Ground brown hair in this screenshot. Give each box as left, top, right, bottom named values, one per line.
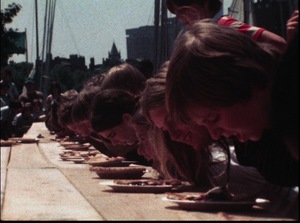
left=91, top=89, right=139, bottom=132
left=166, top=20, right=277, bottom=123
left=71, top=86, right=101, bottom=123
left=139, top=61, right=169, bottom=123
left=101, top=63, right=146, bottom=94
left=57, top=90, right=78, bottom=127
left=139, top=61, right=227, bottom=187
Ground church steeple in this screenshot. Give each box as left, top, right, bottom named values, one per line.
left=102, top=41, right=122, bottom=68
left=108, top=41, right=121, bottom=60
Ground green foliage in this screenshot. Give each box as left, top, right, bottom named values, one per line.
left=4, top=61, right=94, bottom=95
left=7, top=61, right=34, bottom=93
left=1, top=3, right=22, bottom=28
left=49, top=64, right=93, bottom=92
left=1, top=3, right=23, bottom=67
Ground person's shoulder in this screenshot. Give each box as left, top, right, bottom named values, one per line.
left=18, top=93, right=28, bottom=99
left=217, top=15, right=238, bottom=25
left=35, top=90, right=44, bottom=97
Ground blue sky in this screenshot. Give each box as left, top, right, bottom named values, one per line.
left=2, top=0, right=232, bottom=64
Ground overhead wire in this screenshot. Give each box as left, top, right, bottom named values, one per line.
left=57, top=0, right=80, bottom=55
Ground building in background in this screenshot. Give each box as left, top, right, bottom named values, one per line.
left=126, top=17, right=182, bottom=71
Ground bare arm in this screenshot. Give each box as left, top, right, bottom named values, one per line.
left=286, top=10, right=299, bottom=44
left=258, top=30, right=287, bottom=52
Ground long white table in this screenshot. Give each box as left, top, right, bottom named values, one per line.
left=1, top=122, right=298, bottom=220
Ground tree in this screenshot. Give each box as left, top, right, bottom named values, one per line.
left=1, top=3, right=25, bottom=68
left=8, top=61, right=34, bottom=94
left=49, top=64, right=93, bottom=93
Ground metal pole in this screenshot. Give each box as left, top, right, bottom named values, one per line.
left=154, top=0, right=160, bottom=72
left=25, top=28, right=29, bottom=74
left=35, top=0, right=39, bottom=62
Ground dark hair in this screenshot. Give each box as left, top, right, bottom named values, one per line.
left=48, top=81, right=62, bottom=95
left=9, top=101, right=22, bottom=110
left=71, top=86, right=102, bottom=123
left=22, top=102, right=33, bottom=113
left=166, top=0, right=222, bottom=15
left=32, top=98, right=42, bottom=107
left=91, top=89, right=139, bottom=132
left=1, top=67, right=12, bottom=77
left=83, top=73, right=105, bottom=89
left=0, top=82, right=9, bottom=89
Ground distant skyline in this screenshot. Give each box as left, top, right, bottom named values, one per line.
left=2, top=0, right=232, bottom=64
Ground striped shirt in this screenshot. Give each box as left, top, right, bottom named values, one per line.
left=218, top=16, right=265, bottom=41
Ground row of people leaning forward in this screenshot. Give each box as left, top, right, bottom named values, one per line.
left=45, top=0, right=298, bottom=219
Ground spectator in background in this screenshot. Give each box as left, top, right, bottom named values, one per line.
left=32, top=98, right=45, bottom=122
left=45, top=81, right=63, bottom=132
left=1, top=101, right=22, bottom=139
left=0, top=82, right=10, bottom=107
left=0, top=67, right=19, bottom=102
left=45, top=81, right=62, bottom=116
left=12, top=102, right=34, bottom=137
left=18, top=77, right=44, bottom=106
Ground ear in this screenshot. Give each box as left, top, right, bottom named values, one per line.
left=122, top=113, right=132, bottom=123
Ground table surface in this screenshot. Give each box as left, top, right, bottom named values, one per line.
left=1, top=122, right=298, bottom=220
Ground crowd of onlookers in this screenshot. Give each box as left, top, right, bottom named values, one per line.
left=1, top=0, right=298, bottom=219
left=1, top=68, right=45, bottom=139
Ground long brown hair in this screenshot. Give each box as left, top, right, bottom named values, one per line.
left=166, top=20, right=277, bottom=123
left=139, top=61, right=227, bottom=187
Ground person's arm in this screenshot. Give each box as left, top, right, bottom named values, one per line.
left=218, top=16, right=287, bottom=52
left=286, top=10, right=299, bottom=44
left=258, top=30, right=287, bottom=52
left=18, top=94, right=26, bottom=106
